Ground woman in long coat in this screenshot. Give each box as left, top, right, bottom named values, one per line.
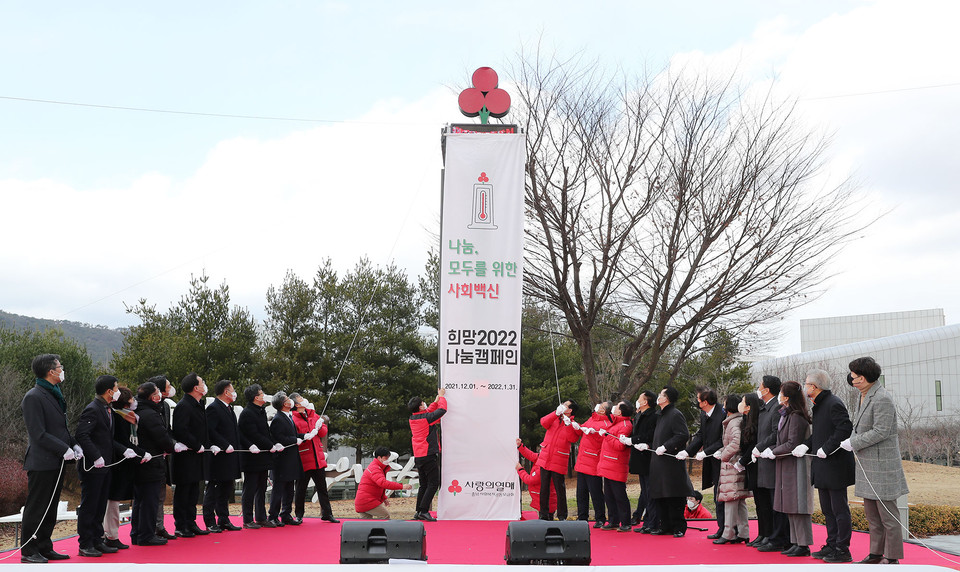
left=714, top=394, right=751, bottom=544
left=770, top=381, right=814, bottom=557
left=846, top=356, right=909, bottom=564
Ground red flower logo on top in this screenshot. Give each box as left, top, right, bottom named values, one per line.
left=458, top=67, right=511, bottom=123
left=448, top=479, right=463, bottom=496
left=478, top=172, right=489, bottom=183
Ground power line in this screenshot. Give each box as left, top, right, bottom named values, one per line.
left=800, top=81, right=960, bottom=101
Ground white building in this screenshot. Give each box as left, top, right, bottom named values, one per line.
left=752, top=310, right=959, bottom=424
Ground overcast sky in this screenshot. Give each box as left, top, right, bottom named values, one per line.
left=1, top=0, right=957, bottom=357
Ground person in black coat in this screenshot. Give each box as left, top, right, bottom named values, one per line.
left=104, top=386, right=142, bottom=550
left=237, top=384, right=278, bottom=528
left=801, top=370, right=856, bottom=563
left=172, top=373, right=211, bottom=537
left=682, top=388, right=725, bottom=537
left=753, top=375, right=790, bottom=552
left=629, top=390, right=659, bottom=532
left=648, top=386, right=693, bottom=537
left=202, top=380, right=242, bottom=532
left=132, top=382, right=177, bottom=546
left=19, top=354, right=78, bottom=563
left=74, top=375, right=130, bottom=556
left=148, top=375, right=177, bottom=540
left=268, top=392, right=304, bottom=526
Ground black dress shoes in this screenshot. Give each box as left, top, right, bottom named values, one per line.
left=593, top=521, right=604, bottom=529
left=413, top=512, right=437, bottom=522
left=156, top=527, right=177, bottom=540
left=321, top=515, right=341, bottom=523
left=207, top=524, right=223, bottom=533
left=713, top=537, right=746, bottom=545
left=79, top=547, right=103, bottom=557
left=42, top=551, right=70, bottom=560
left=707, top=531, right=723, bottom=540
left=757, top=542, right=787, bottom=552
left=139, top=535, right=168, bottom=546
left=95, top=542, right=119, bottom=554
left=634, top=526, right=651, bottom=533
left=175, top=529, right=195, bottom=538
left=858, top=554, right=884, bottom=564
left=190, top=524, right=211, bottom=535
left=784, top=545, right=811, bottom=557
left=673, top=531, right=685, bottom=537
left=243, top=521, right=261, bottom=529
left=220, top=522, right=242, bottom=531
left=103, top=538, right=129, bottom=550
left=746, top=536, right=767, bottom=547
left=267, top=519, right=284, bottom=527
left=280, top=517, right=302, bottom=526
left=649, top=529, right=669, bottom=535
left=21, top=554, right=48, bottom=563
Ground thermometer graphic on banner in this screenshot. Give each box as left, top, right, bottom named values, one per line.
left=468, top=172, right=497, bottom=230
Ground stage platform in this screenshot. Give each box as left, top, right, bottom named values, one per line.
left=1, top=514, right=958, bottom=569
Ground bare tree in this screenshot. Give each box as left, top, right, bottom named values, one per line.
left=896, top=397, right=925, bottom=462
left=514, top=51, right=864, bottom=403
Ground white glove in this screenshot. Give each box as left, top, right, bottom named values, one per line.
left=694, top=451, right=706, bottom=461
left=556, top=404, right=566, bottom=415
left=271, top=443, right=283, bottom=453
left=618, top=435, right=632, bottom=446
left=197, top=445, right=205, bottom=454
left=675, top=450, right=689, bottom=461
left=733, top=461, right=745, bottom=472
left=840, top=438, right=853, bottom=451
left=582, top=427, right=595, bottom=435
left=140, top=452, right=152, bottom=463
left=174, top=442, right=188, bottom=453
left=296, top=438, right=303, bottom=445
left=751, top=446, right=761, bottom=458
left=93, top=457, right=105, bottom=468
left=73, top=445, right=84, bottom=459
left=792, top=444, right=809, bottom=457
left=123, top=448, right=137, bottom=459
left=655, top=445, right=666, bottom=456
left=562, top=416, right=571, bottom=426
left=815, top=448, right=826, bottom=458
left=305, top=430, right=317, bottom=440
left=634, top=443, right=649, bottom=451
left=315, top=418, right=323, bottom=430
left=712, top=450, right=722, bottom=460
left=761, top=448, right=776, bottom=459
left=598, top=428, right=608, bottom=437
left=249, top=444, right=261, bottom=454
left=63, top=448, right=77, bottom=461
left=210, top=445, right=222, bottom=455
left=226, top=445, right=234, bottom=454
left=571, top=421, right=580, bottom=431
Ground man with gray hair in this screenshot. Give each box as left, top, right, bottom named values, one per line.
left=267, top=391, right=306, bottom=527
left=798, top=369, right=855, bottom=563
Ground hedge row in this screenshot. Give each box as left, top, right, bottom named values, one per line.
left=813, top=504, right=960, bottom=537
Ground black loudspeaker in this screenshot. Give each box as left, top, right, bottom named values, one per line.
left=339, top=520, right=427, bottom=564
left=504, top=520, right=591, bottom=565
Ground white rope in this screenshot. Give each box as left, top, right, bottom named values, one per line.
left=0, top=458, right=66, bottom=560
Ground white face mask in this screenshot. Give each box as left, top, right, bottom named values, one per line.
left=756, top=389, right=764, bottom=399
left=167, top=386, right=176, bottom=398
left=635, top=400, right=642, bottom=410
left=129, top=400, right=138, bottom=411
left=112, top=389, right=121, bottom=402
left=59, top=370, right=66, bottom=382
left=594, top=403, right=602, bottom=413
left=687, top=499, right=698, bottom=511
left=230, top=391, right=238, bottom=401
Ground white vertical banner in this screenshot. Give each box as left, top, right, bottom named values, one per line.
left=437, top=131, right=524, bottom=520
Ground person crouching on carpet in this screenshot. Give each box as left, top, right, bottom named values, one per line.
left=355, top=447, right=412, bottom=519
left=516, top=439, right=557, bottom=517
left=684, top=490, right=713, bottom=519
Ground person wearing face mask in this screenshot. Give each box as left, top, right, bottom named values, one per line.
left=574, top=401, right=611, bottom=526
left=683, top=490, right=713, bottom=519
left=597, top=400, right=635, bottom=531
left=629, top=391, right=659, bottom=533
left=801, top=369, right=855, bottom=563
left=131, top=382, right=177, bottom=547
left=737, top=392, right=762, bottom=544
left=74, top=375, right=131, bottom=557
left=647, top=386, right=693, bottom=538
left=290, top=393, right=339, bottom=523
left=355, top=447, right=413, bottom=519
left=268, top=391, right=305, bottom=527
left=845, top=357, right=909, bottom=565
left=516, top=439, right=558, bottom=516
left=237, top=384, right=280, bottom=528
left=753, top=375, right=790, bottom=552
left=201, top=380, right=242, bottom=532
left=536, top=398, right=579, bottom=521
left=19, top=354, right=78, bottom=563
left=172, top=372, right=212, bottom=537
left=103, top=386, right=142, bottom=550
left=713, top=394, right=752, bottom=545
left=408, top=388, right=447, bottom=522
left=146, top=375, right=177, bottom=541
left=682, top=387, right=726, bottom=539
left=766, top=381, right=814, bottom=557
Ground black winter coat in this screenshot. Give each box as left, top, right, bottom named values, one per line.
left=172, top=395, right=208, bottom=484
left=75, top=397, right=125, bottom=470
left=135, top=398, right=176, bottom=483
left=628, top=407, right=657, bottom=475
left=108, top=408, right=142, bottom=500
left=807, top=390, right=856, bottom=489
left=686, top=406, right=724, bottom=489
left=204, top=398, right=241, bottom=481
left=269, top=411, right=303, bottom=482
left=238, top=403, right=274, bottom=473
left=648, top=404, right=693, bottom=499
left=755, top=396, right=780, bottom=489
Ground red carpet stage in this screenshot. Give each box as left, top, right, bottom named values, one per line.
left=3, top=514, right=958, bottom=568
